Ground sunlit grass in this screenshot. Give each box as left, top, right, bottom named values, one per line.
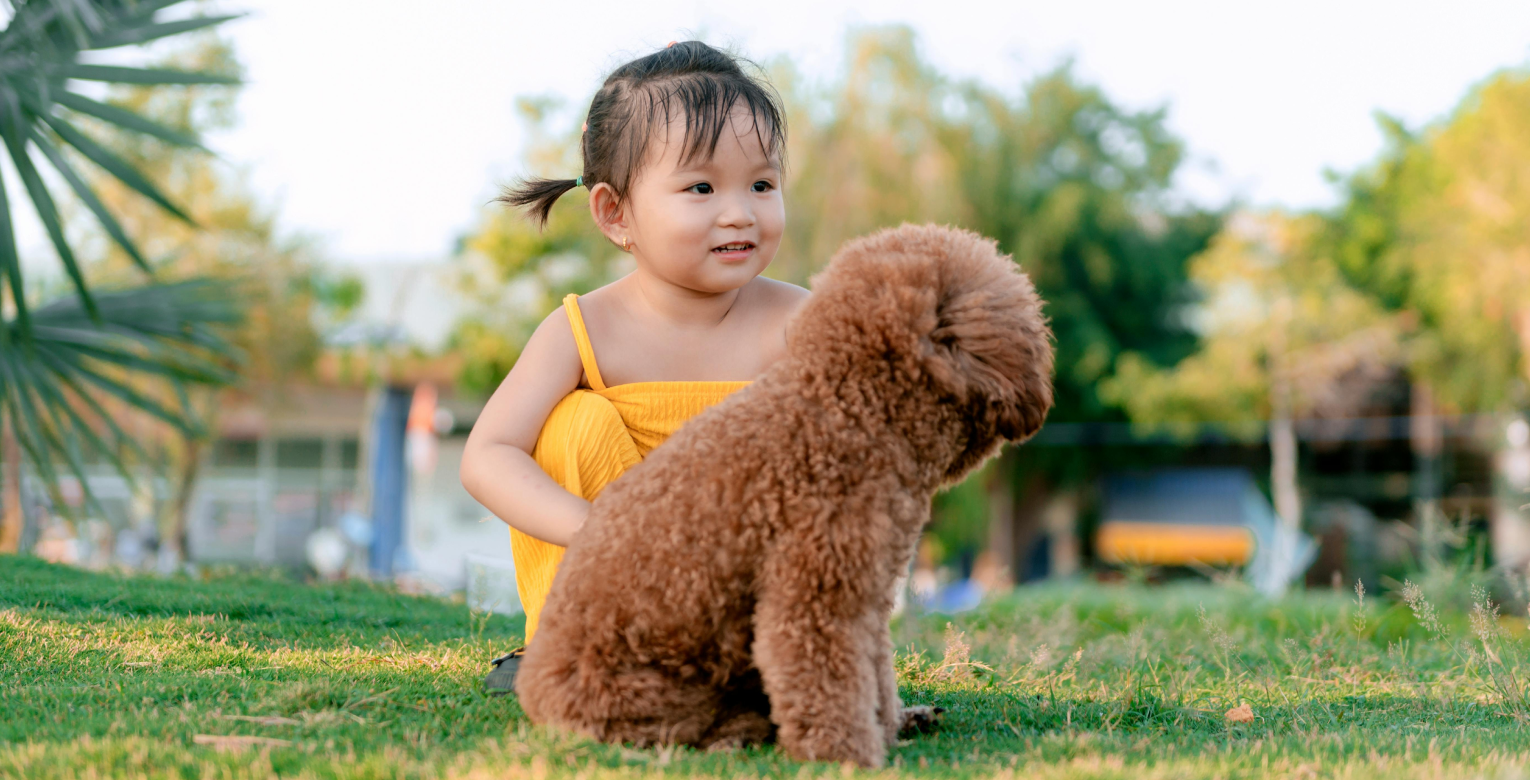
left=3, top=555, right=1529, bottom=778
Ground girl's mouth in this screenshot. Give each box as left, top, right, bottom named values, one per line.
left=712, top=241, right=756, bottom=260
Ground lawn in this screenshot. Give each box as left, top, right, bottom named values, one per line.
left=3, top=555, right=1528, bottom=779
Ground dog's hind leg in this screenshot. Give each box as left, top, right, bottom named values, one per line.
left=519, top=656, right=721, bottom=748
left=594, top=672, right=722, bottom=748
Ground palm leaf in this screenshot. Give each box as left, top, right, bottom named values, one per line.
left=0, top=120, right=96, bottom=317
left=40, top=112, right=194, bottom=224
left=0, top=0, right=239, bottom=322
left=58, top=91, right=207, bottom=150
left=0, top=155, right=25, bottom=332
left=1, top=280, right=242, bottom=517
left=29, top=127, right=151, bottom=272
left=0, top=1, right=244, bottom=531
left=89, top=14, right=240, bottom=49
left=59, top=63, right=239, bottom=85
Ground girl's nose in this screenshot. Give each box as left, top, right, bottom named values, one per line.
left=717, top=193, right=756, bottom=228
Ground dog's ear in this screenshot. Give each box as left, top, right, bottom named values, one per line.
left=920, top=234, right=1055, bottom=446
left=798, top=223, right=1054, bottom=451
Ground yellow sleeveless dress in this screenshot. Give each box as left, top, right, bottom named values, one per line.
left=511, top=293, right=750, bottom=641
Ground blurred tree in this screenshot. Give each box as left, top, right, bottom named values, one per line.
left=1102, top=211, right=1403, bottom=532
left=0, top=0, right=243, bottom=552
left=779, top=29, right=1220, bottom=423
left=1329, top=71, right=1530, bottom=413
left=77, top=36, right=358, bottom=565
left=446, top=96, right=624, bottom=397
left=777, top=28, right=1223, bottom=575
left=771, top=27, right=970, bottom=284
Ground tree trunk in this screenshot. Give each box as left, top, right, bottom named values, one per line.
left=158, top=433, right=204, bottom=571
left=986, top=451, right=1015, bottom=588
left=1008, top=471, right=1054, bottom=582
left=1409, top=381, right=1442, bottom=504
left=1269, top=297, right=1302, bottom=532
left=1043, top=491, right=1081, bottom=577
left=1270, top=403, right=1301, bottom=532
left=1, top=414, right=21, bottom=553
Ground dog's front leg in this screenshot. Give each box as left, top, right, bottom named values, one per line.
left=871, top=616, right=903, bottom=746
left=753, top=571, right=886, bottom=767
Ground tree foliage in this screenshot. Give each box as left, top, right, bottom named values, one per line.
left=1104, top=211, right=1403, bottom=436
left=1328, top=71, right=1530, bottom=412
left=777, top=28, right=1222, bottom=424
left=445, top=98, right=625, bottom=397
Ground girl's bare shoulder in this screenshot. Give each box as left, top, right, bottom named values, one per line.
left=743, top=276, right=811, bottom=321
left=745, top=277, right=811, bottom=368
left=513, top=303, right=584, bottom=392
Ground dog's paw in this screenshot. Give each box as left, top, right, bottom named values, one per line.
left=897, top=705, right=946, bottom=738
left=705, top=737, right=743, bottom=753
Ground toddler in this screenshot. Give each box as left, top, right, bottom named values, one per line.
left=460, top=40, right=807, bottom=687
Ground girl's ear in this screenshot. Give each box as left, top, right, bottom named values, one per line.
left=588, top=183, right=629, bottom=249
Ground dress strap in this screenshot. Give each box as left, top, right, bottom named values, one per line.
left=562, top=293, right=607, bottom=392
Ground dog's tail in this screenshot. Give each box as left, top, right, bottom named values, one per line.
left=790, top=223, right=1055, bottom=443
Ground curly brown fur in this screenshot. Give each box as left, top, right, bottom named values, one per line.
left=515, top=223, right=1054, bottom=767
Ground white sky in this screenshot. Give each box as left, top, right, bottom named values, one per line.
left=106, top=1, right=1530, bottom=262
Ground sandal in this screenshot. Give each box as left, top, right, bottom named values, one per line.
left=483, top=648, right=525, bottom=696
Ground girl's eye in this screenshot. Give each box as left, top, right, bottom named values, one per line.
left=687, top=182, right=713, bottom=194
left=752, top=180, right=774, bottom=193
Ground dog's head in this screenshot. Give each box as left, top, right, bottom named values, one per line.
left=788, top=224, right=1055, bottom=484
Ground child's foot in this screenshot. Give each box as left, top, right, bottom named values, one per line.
left=483, top=648, right=525, bottom=696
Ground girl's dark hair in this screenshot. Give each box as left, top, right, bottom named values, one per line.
left=498, top=40, right=787, bottom=228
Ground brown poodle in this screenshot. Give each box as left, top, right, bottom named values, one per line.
left=515, top=223, right=1055, bottom=767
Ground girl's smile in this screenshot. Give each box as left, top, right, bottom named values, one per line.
left=711, top=241, right=757, bottom=262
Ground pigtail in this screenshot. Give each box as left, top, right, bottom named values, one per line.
left=496, top=177, right=582, bottom=229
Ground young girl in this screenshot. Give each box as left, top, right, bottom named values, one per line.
left=460, top=41, right=808, bottom=673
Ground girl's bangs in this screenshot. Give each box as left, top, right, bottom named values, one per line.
left=638, top=77, right=786, bottom=172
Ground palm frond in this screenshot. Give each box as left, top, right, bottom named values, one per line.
left=0, top=0, right=241, bottom=321
left=1, top=280, right=242, bottom=517
left=0, top=1, right=246, bottom=530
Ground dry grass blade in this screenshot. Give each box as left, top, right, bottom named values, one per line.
left=1224, top=703, right=1255, bottom=723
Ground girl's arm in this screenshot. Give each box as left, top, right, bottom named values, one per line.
left=460, top=307, right=589, bottom=547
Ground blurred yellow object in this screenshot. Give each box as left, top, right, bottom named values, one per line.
left=1096, top=521, right=1254, bottom=566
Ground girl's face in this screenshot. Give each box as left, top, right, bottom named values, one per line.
left=595, top=109, right=784, bottom=294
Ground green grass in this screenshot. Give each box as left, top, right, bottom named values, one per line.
left=3, top=555, right=1530, bottom=779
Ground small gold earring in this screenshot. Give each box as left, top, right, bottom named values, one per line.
left=622, top=236, right=630, bottom=251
